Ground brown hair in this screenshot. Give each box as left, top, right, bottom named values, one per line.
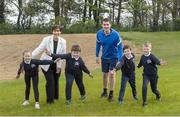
left=51, top=25, right=63, bottom=31
left=22, top=50, right=31, bottom=61
left=102, top=18, right=112, bottom=24
left=71, top=44, right=81, bottom=52
left=123, top=45, right=131, bottom=51
left=103, top=18, right=110, bottom=22
left=23, top=50, right=31, bottom=56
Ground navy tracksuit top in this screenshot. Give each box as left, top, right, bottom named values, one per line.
left=115, top=53, right=135, bottom=77
left=51, top=53, right=90, bottom=75
left=138, top=54, right=160, bottom=76
left=17, top=59, right=54, bottom=76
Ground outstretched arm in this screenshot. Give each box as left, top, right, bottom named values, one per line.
left=80, top=59, right=93, bottom=78
left=115, top=59, right=124, bottom=71
left=16, top=62, right=24, bottom=79
left=51, top=53, right=70, bottom=60
left=33, top=59, right=54, bottom=65
left=137, top=56, right=143, bottom=68
left=45, top=49, right=69, bottom=60
left=160, top=59, right=167, bottom=65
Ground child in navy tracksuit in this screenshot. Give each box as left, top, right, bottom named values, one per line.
left=114, top=45, right=138, bottom=105
left=46, top=44, right=93, bottom=105
left=137, top=42, right=166, bottom=106
left=16, top=50, right=54, bottom=109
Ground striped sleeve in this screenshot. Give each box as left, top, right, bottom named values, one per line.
left=96, top=34, right=101, bottom=57
left=116, top=34, right=123, bottom=61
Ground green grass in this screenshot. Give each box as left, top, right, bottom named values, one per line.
left=0, top=32, right=180, bottom=116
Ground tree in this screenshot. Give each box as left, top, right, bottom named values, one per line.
left=116, top=0, right=122, bottom=25
left=17, top=0, right=23, bottom=29
left=152, top=0, right=161, bottom=31
left=88, top=0, right=93, bottom=19
left=0, top=0, right=5, bottom=23
left=53, top=0, right=60, bottom=24
left=83, top=0, right=87, bottom=22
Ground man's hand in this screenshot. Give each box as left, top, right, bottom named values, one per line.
left=89, top=73, right=93, bottom=78
left=109, top=69, right=115, bottom=74
left=96, top=57, right=100, bottom=64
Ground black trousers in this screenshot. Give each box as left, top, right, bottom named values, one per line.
left=142, top=74, right=160, bottom=102
left=42, top=64, right=60, bottom=103
left=65, top=72, right=85, bottom=100
left=24, top=74, right=39, bottom=102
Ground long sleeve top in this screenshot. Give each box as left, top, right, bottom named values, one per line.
left=96, top=28, right=123, bottom=61
left=17, top=59, right=54, bottom=76
left=115, top=53, right=135, bottom=77
left=137, top=53, right=160, bottom=76
left=51, top=53, right=90, bottom=75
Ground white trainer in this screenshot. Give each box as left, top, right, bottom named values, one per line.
left=35, top=102, right=40, bottom=109
left=22, top=100, right=29, bottom=106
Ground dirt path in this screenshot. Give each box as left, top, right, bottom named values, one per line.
left=0, top=34, right=140, bottom=80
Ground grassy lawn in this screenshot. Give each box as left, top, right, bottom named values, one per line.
left=0, top=32, right=180, bottom=116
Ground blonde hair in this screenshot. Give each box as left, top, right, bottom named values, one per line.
left=143, top=42, right=152, bottom=49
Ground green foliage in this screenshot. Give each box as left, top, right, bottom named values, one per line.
left=173, top=18, right=180, bottom=31
left=0, top=23, right=16, bottom=34
left=67, top=20, right=97, bottom=33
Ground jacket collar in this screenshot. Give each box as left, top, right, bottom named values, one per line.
left=49, top=35, right=63, bottom=54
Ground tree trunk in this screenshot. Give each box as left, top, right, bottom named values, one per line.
left=88, top=0, right=93, bottom=19
left=93, top=0, right=98, bottom=27
left=0, top=0, right=5, bottom=24
left=152, top=0, right=160, bottom=31
left=112, top=2, right=115, bottom=24
left=53, top=0, right=60, bottom=24
left=17, top=0, right=23, bottom=29
left=172, top=0, right=178, bottom=22
left=116, top=0, right=122, bottom=25
left=83, top=0, right=87, bottom=22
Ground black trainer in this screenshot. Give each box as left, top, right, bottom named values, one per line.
left=108, top=95, right=114, bottom=102
left=156, top=94, right=161, bottom=101
left=133, top=96, right=138, bottom=101
left=100, top=92, right=108, bottom=98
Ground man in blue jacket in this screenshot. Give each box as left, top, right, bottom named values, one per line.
left=96, top=18, right=123, bottom=101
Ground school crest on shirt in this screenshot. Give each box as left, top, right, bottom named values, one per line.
left=74, top=61, right=79, bottom=66
left=147, top=59, right=152, bottom=64
left=31, top=64, right=36, bottom=68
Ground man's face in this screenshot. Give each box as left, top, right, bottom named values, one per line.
left=23, top=52, right=32, bottom=62
left=71, top=51, right=80, bottom=59
left=143, top=46, right=151, bottom=55
left=52, top=28, right=61, bottom=38
left=102, top=21, right=111, bottom=33
left=124, top=48, right=131, bottom=58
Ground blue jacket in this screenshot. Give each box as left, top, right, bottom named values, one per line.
left=96, top=28, right=123, bottom=61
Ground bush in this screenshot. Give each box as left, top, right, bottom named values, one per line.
left=0, top=23, right=16, bottom=34
left=173, top=18, right=180, bottom=31
left=67, top=20, right=97, bottom=33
